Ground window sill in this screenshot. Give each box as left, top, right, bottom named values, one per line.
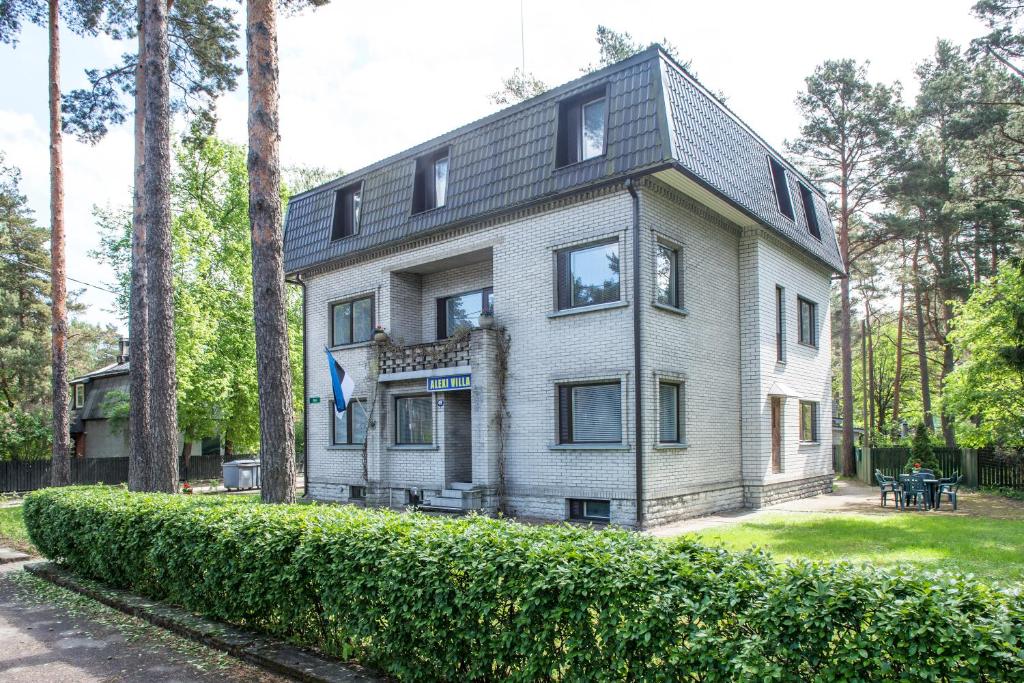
left=547, top=300, right=628, bottom=319
left=652, top=302, right=689, bottom=317
left=797, top=341, right=819, bottom=350
left=548, top=443, right=630, bottom=451
left=328, top=340, right=375, bottom=351
left=387, top=444, right=439, bottom=452
left=553, top=154, right=606, bottom=172
left=799, top=440, right=821, bottom=446
left=326, top=444, right=365, bottom=451
left=654, top=441, right=689, bottom=450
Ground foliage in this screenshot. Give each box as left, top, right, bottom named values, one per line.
left=24, top=486, right=1024, bottom=682
left=946, top=259, right=1024, bottom=447
left=983, top=485, right=1024, bottom=502
left=0, top=504, right=32, bottom=553
left=0, top=406, right=51, bottom=461
left=906, top=422, right=941, bottom=473
left=94, top=136, right=304, bottom=452
left=99, top=389, right=130, bottom=436
left=488, top=68, right=547, bottom=106
left=581, top=25, right=682, bottom=74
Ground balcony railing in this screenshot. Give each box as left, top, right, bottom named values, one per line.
left=378, top=336, right=471, bottom=375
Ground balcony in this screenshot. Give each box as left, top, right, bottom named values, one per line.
left=378, top=335, right=471, bottom=376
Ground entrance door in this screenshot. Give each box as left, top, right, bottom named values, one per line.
left=770, top=397, right=782, bottom=473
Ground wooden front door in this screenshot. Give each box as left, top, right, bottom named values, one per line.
left=771, top=397, right=782, bottom=473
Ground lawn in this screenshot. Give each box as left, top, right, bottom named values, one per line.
left=692, top=512, right=1024, bottom=584
left=0, top=504, right=33, bottom=554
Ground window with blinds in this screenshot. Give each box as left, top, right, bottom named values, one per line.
left=558, top=382, right=622, bottom=444
left=658, top=381, right=683, bottom=443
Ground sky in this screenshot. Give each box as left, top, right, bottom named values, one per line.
left=0, top=0, right=983, bottom=334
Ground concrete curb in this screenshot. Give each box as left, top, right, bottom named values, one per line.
left=24, top=561, right=385, bottom=683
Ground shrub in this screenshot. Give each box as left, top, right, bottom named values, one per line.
left=905, top=422, right=942, bottom=475
left=0, top=407, right=52, bottom=461
left=24, top=486, right=1024, bottom=681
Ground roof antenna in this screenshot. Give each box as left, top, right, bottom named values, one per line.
left=520, top=0, right=526, bottom=72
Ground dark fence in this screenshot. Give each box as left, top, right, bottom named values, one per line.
left=978, top=448, right=1024, bottom=490
left=1, top=454, right=228, bottom=493
left=870, top=446, right=962, bottom=479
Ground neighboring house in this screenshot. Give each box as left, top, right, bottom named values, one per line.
left=284, top=47, right=842, bottom=528
left=69, top=339, right=218, bottom=459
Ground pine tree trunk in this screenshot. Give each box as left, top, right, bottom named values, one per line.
left=839, top=184, right=856, bottom=476
left=143, top=0, right=178, bottom=492
left=865, top=299, right=875, bottom=443
left=48, top=0, right=70, bottom=487
left=912, top=239, right=934, bottom=431
left=247, top=0, right=296, bottom=504
left=891, top=263, right=906, bottom=428
left=128, top=15, right=151, bottom=492
left=861, top=319, right=869, bottom=448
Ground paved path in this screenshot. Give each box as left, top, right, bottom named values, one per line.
left=0, top=561, right=288, bottom=682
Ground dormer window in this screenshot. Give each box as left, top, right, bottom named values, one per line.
left=798, top=182, right=821, bottom=240
left=74, top=383, right=85, bottom=409
left=556, top=87, right=607, bottom=167
left=767, top=155, right=795, bottom=221
left=331, top=183, right=362, bottom=240
left=412, top=148, right=449, bottom=214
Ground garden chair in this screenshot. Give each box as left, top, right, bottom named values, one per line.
left=902, top=475, right=929, bottom=511
left=936, top=475, right=963, bottom=511
left=875, top=470, right=902, bottom=509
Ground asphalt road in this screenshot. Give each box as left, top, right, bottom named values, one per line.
left=0, top=561, right=288, bottom=683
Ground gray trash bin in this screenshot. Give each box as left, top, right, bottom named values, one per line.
left=223, top=459, right=261, bottom=490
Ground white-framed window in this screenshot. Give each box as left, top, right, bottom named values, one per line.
left=395, top=394, right=433, bottom=445
left=798, top=296, right=818, bottom=348
left=412, top=148, right=449, bottom=213
left=73, top=383, right=85, bottom=409
left=658, top=381, right=685, bottom=444
left=557, top=381, right=622, bottom=444
left=800, top=401, right=819, bottom=442
left=555, top=239, right=620, bottom=310
left=330, top=295, right=374, bottom=347
left=580, top=97, right=606, bottom=161
left=331, top=399, right=368, bottom=446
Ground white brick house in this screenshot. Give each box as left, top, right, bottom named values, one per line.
left=283, top=47, right=842, bottom=528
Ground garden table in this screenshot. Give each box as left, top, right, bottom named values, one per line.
left=899, top=475, right=941, bottom=509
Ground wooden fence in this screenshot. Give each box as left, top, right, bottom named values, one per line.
left=869, top=446, right=963, bottom=479
left=0, top=454, right=293, bottom=493
left=977, top=448, right=1024, bottom=490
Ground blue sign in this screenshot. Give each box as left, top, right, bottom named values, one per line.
left=427, top=374, right=471, bottom=392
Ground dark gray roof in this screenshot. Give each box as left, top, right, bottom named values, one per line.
left=284, top=47, right=843, bottom=275
left=71, top=361, right=129, bottom=384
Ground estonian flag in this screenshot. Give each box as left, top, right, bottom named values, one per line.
left=325, top=347, right=355, bottom=414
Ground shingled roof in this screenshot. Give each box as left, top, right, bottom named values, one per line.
left=283, top=47, right=844, bottom=275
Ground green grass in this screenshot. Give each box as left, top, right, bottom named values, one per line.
left=693, top=512, right=1024, bottom=584
left=0, top=504, right=33, bottom=554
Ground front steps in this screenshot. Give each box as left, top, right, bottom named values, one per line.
left=421, top=482, right=483, bottom=512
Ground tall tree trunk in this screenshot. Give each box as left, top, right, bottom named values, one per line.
left=143, top=0, right=178, bottom=492
left=48, top=0, right=70, bottom=487
left=865, top=300, right=876, bottom=442
left=891, top=252, right=906, bottom=429
left=839, top=185, right=856, bottom=476
left=861, top=319, right=869, bottom=449
left=247, top=0, right=296, bottom=503
left=128, top=15, right=151, bottom=492
left=912, top=239, right=934, bottom=431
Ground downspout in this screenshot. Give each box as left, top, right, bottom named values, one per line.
left=290, top=273, right=309, bottom=498
left=626, top=178, right=643, bottom=529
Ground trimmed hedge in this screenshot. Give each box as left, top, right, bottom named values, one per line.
left=24, top=486, right=1024, bottom=681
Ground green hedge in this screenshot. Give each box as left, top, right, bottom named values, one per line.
left=23, top=487, right=1024, bottom=681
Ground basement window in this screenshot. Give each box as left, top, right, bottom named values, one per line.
left=568, top=499, right=611, bottom=523
left=798, top=182, right=821, bottom=240
left=349, top=485, right=366, bottom=500
left=767, top=156, right=795, bottom=221
left=556, top=87, right=607, bottom=167
left=330, top=183, right=362, bottom=240
left=412, top=148, right=449, bottom=213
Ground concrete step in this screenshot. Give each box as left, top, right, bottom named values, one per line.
left=424, top=496, right=465, bottom=510
left=442, top=488, right=470, bottom=498
left=448, top=482, right=478, bottom=491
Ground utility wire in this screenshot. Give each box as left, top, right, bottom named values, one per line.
left=5, top=253, right=120, bottom=295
